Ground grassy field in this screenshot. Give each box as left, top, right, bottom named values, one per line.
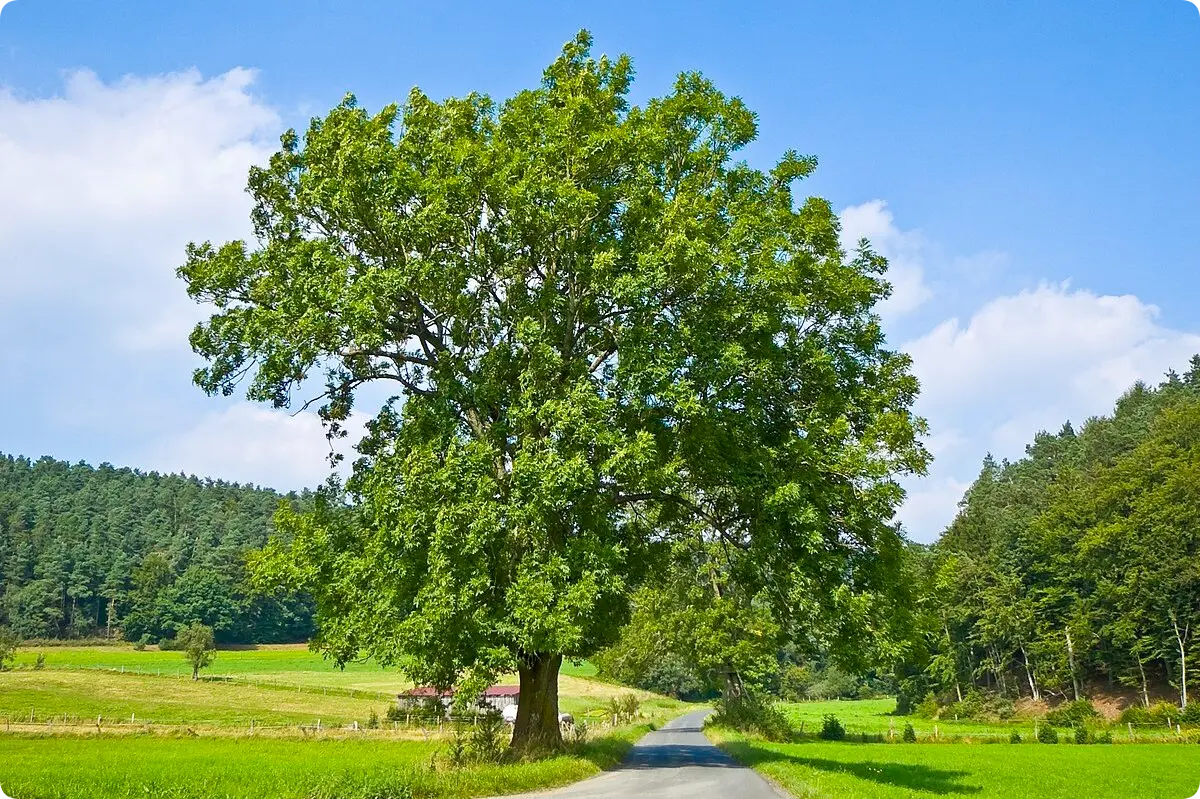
left=1, top=725, right=648, bottom=799
left=713, top=731, right=1200, bottom=799
left=781, top=698, right=1185, bottom=742
left=2, top=645, right=644, bottom=722
left=0, top=644, right=689, bottom=798
left=9, top=645, right=597, bottom=692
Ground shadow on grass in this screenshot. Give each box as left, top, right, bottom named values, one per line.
left=721, top=741, right=982, bottom=795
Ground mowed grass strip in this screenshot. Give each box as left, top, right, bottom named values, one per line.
left=711, top=731, right=1200, bottom=799
left=0, top=670, right=392, bottom=728
left=0, top=728, right=645, bottom=799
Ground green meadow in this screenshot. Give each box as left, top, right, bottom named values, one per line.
left=713, top=731, right=1200, bottom=799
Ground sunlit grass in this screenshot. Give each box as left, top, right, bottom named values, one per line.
left=712, top=730, right=1200, bottom=799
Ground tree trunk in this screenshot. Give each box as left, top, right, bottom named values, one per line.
left=511, top=653, right=563, bottom=753
left=1171, top=614, right=1189, bottom=708
left=1065, top=630, right=1080, bottom=701
left=1136, top=657, right=1150, bottom=708
left=1021, top=645, right=1040, bottom=702
left=192, top=664, right=200, bottom=681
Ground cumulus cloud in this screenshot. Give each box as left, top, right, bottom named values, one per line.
left=839, top=200, right=933, bottom=319
left=139, top=404, right=368, bottom=490
left=0, top=68, right=308, bottom=486
left=0, top=68, right=279, bottom=349
left=898, top=282, right=1200, bottom=540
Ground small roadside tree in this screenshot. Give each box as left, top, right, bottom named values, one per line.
left=0, top=626, right=19, bottom=671
left=177, top=622, right=216, bottom=680
left=180, top=32, right=927, bottom=752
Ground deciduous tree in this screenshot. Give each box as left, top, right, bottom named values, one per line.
left=182, top=32, right=927, bottom=751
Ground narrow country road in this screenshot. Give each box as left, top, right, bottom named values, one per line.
left=496, top=709, right=784, bottom=799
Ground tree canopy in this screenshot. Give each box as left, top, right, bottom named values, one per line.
left=180, top=31, right=927, bottom=750
left=0, top=453, right=313, bottom=644
left=901, top=357, right=1200, bottom=712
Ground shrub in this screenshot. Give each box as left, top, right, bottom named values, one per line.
left=914, top=692, right=940, bottom=719
left=366, top=710, right=380, bottom=729
left=33, top=652, right=45, bottom=670
left=902, top=723, right=917, bottom=743
left=1147, top=701, right=1179, bottom=725
left=1095, top=729, right=1113, bottom=744
left=1073, top=725, right=1090, bottom=745
left=1180, top=703, right=1200, bottom=726
left=619, top=693, right=641, bottom=721
left=1118, top=705, right=1151, bottom=726
left=468, top=710, right=507, bottom=764
left=1045, top=699, right=1099, bottom=728
left=565, top=719, right=589, bottom=750
left=819, top=714, right=846, bottom=741
left=1037, top=723, right=1059, bottom=744
left=385, top=704, right=406, bottom=722
left=711, top=693, right=793, bottom=742
left=947, top=689, right=985, bottom=720
left=0, top=627, right=18, bottom=671
left=1009, top=731, right=1022, bottom=744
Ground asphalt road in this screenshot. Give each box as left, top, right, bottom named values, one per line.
left=495, top=709, right=784, bottom=799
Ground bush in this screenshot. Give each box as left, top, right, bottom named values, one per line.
left=711, top=693, right=793, bottom=742
left=1148, top=701, right=1179, bottom=725
left=1037, top=723, right=1059, bottom=744
left=385, top=704, right=406, bottom=723
left=1180, top=702, right=1200, bottom=726
left=914, top=692, right=940, bottom=719
left=1073, top=725, right=1090, bottom=745
left=468, top=710, right=507, bottom=764
left=1045, top=699, right=1099, bottom=728
left=1118, top=705, right=1151, bottom=726
left=366, top=710, right=380, bottom=729
left=902, top=723, right=917, bottom=743
left=819, top=714, right=846, bottom=741
left=947, top=689, right=985, bottom=720
left=33, top=652, right=45, bottom=670
left=0, top=627, right=18, bottom=671
left=1009, top=731, right=1022, bottom=744
left=1095, top=729, right=1113, bottom=744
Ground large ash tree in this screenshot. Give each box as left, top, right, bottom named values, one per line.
left=179, top=32, right=928, bottom=752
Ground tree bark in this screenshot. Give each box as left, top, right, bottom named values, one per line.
left=511, top=653, right=563, bottom=753
left=1065, top=630, right=1080, bottom=701
left=1021, top=645, right=1040, bottom=702
left=1171, top=614, right=1189, bottom=708
left=1136, top=656, right=1149, bottom=708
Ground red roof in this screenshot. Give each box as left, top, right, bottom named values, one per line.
left=400, top=685, right=520, bottom=698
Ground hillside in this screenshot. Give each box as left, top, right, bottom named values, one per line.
left=905, top=355, right=1200, bottom=713
left=0, top=454, right=314, bottom=643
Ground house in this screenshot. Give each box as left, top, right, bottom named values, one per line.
left=397, top=684, right=521, bottom=715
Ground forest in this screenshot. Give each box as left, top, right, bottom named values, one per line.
left=0, top=456, right=313, bottom=643
left=902, top=355, right=1200, bottom=712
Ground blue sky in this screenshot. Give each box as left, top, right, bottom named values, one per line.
left=1, top=0, right=1198, bottom=541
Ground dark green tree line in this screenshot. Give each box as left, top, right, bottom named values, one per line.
left=904, top=357, right=1200, bottom=712
left=0, top=454, right=314, bottom=643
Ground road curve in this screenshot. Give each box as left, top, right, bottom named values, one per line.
left=494, top=709, right=784, bottom=799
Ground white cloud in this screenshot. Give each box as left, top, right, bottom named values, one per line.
left=0, top=68, right=279, bottom=350
left=139, top=404, right=368, bottom=490
left=899, top=282, right=1200, bottom=540
left=839, top=200, right=933, bottom=318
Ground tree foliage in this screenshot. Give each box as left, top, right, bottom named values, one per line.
left=178, top=621, right=217, bottom=680
left=0, top=454, right=314, bottom=644
left=180, top=32, right=927, bottom=750
left=905, top=358, right=1200, bottom=712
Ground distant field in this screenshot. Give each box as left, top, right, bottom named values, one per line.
left=0, top=727, right=648, bottom=799
left=713, top=732, right=1200, bottom=799
left=1, top=645, right=680, bottom=730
